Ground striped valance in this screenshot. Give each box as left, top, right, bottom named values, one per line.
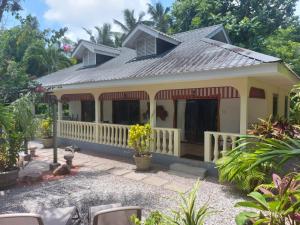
left=99, top=91, right=149, bottom=101
left=61, top=93, right=94, bottom=102
left=155, top=86, right=239, bottom=100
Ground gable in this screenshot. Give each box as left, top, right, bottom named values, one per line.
left=72, top=40, right=120, bottom=67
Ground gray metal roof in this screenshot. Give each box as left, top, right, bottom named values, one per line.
left=38, top=25, right=281, bottom=87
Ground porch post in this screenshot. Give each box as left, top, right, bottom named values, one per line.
left=93, top=93, right=101, bottom=143
left=57, top=97, right=62, bottom=137
left=239, top=79, right=249, bottom=134
left=149, top=94, right=156, bottom=127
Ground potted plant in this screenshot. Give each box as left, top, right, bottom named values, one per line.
left=128, top=123, right=152, bottom=171
left=40, top=117, right=53, bottom=148
left=0, top=104, right=23, bottom=189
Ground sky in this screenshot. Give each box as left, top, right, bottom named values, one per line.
left=2, top=0, right=300, bottom=41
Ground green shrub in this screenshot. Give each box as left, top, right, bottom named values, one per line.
left=0, top=104, right=23, bottom=172
left=128, top=123, right=152, bottom=156
left=216, top=136, right=300, bottom=192
left=235, top=173, right=300, bottom=225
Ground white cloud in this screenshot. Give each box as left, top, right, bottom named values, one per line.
left=296, top=1, right=300, bottom=17
left=43, top=0, right=150, bottom=41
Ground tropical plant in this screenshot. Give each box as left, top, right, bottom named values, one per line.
left=290, top=84, right=300, bottom=124
left=114, top=9, right=150, bottom=34
left=40, top=117, right=52, bottom=138
left=147, top=2, right=170, bottom=33
left=83, top=23, right=115, bottom=47
left=23, top=42, right=72, bottom=76
left=0, top=104, right=23, bottom=172
left=235, top=173, right=300, bottom=225
left=11, top=94, right=38, bottom=153
left=132, top=181, right=212, bottom=225
left=132, top=211, right=163, bottom=225
left=128, top=123, right=152, bottom=156
left=217, top=136, right=300, bottom=192
left=248, top=116, right=300, bottom=140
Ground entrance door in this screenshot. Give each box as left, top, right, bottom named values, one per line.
left=81, top=100, right=95, bottom=122
left=113, top=100, right=140, bottom=125
left=184, top=99, right=218, bottom=143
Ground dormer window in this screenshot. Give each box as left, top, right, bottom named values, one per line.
left=72, top=40, right=120, bottom=67
left=123, top=24, right=181, bottom=58
left=136, top=33, right=156, bottom=57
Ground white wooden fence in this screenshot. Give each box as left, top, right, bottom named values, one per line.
left=58, top=120, right=181, bottom=157
left=204, top=131, right=241, bottom=162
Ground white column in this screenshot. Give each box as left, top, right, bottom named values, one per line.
left=149, top=95, right=156, bottom=127
left=58, top=100, right=62, bottom=120
left=239, top=79, right=249, bottom=134
left=95, top=98, right=101, bottom=123
left=94, top=94, right=101, bottom=143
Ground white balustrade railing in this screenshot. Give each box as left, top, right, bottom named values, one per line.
left=204, top=131, right=241, bottom=162
left=152, top=128, right=181, bottom=156
left=58, top=120, right=181, bottom=157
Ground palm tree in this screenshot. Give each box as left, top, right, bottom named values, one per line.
left=83, top=23, right=115, bottom=47
left=23, top=41, right=72, bottom=76
left=147, top=2, right=170, bottom=33
left=114, top=9, right=150, bottom=34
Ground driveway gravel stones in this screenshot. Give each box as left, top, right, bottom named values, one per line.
left=0, top=143, right=246, bottom=225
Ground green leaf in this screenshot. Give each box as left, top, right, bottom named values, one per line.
left=247, top=192, right=269, bottom=210
left=235, top=211, right=258, bottom=225
left=235, top=201, right=266, bottom=211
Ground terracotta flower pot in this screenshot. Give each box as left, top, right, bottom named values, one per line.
left=41, top=137, right=53, bottom=148
left=0, top=169, right=19, bottom=189
left=133, top=154, right=152, bottom=171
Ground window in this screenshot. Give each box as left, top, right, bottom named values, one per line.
left=136, top=34, right=156, bottom=57
left=113, top=100, right=140, bottom=125
left=284, top=96, right=289, bottom=118
left=81, top=100, right=95, bottom=122
left=272, top=94, right=278, bottom=117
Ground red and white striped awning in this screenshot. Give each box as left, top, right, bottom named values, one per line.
left=61, top=93, right=94, bottom=102
left=155, top=86, right=239, bottom=100
left=99, top=91, right=149, bottom=101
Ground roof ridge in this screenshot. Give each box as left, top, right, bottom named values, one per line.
left=79, top=39, right=120, bottom=51
left=171, top=24, right=223, bottom=37
left=200, top=38, right=281, bottom=63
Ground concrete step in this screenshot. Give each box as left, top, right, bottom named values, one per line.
left=169, top=163, right=207, bottom=179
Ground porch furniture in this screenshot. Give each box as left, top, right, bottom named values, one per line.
left=0, top=206, right=80, bottom=225
left=89, top=203, right=122, bottom=225
left=90, top=206, right=141, bottom=225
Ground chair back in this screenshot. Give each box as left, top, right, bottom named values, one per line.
left=0, top=213, right=44, bottom=225
left=93, top=206, right=141, bottom=225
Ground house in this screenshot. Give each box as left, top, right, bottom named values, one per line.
left=37, top=24, right=299, bottom=164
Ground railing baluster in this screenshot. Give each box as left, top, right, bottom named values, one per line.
left=213, top=134, right=219, bottom=162
left=222, top=135, right=228, bottom=156
left=162, top=130, right=167, bottom=154
left=168, top=130, right=173, bottom=155
left=156, top=130, right=161, bottom=153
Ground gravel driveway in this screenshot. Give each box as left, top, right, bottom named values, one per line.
left=0, top=169, right=245, bottom=225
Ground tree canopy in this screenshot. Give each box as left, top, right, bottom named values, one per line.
left=0, top=15, right=74, bottom=104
